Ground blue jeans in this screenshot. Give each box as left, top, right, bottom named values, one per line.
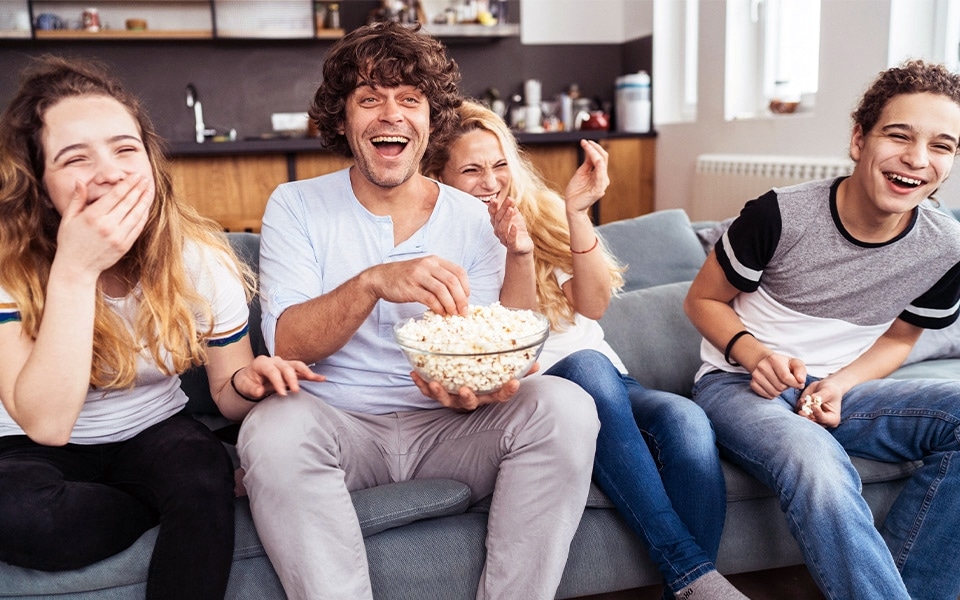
left=545, top=350, right=725, bottom=593
left=693, top=371, right=960, bottom=600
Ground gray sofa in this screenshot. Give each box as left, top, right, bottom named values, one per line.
left=2, top=207, right=958, bottom=599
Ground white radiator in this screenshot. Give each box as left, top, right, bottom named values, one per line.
left=691, top=154, right=853, bottom=221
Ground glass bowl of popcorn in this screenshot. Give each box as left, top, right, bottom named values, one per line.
left=393, top=303, right=550, bottom=394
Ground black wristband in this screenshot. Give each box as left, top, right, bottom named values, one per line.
left=230, top=368, right=272, bottom=402
left=724, top=330, right=754, bottom=367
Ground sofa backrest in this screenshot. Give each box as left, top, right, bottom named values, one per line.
left=596, top=209, right=709, bottom=398
left=594, top=209, right=707, bottom=292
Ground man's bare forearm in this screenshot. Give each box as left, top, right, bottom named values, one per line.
left=274, top=270, right=379, bottom=364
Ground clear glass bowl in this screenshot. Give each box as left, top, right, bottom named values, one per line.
left=393, top=310, right=549, bottom=394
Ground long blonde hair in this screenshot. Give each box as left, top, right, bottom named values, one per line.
left=423, top=100, right=624, bottom=329
left=0, top=55, right=255, bottom=389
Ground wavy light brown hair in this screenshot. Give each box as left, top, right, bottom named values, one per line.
left=853, top=59, right=960, bottom=139
left=309, top=21, right=463, bottom=157
left=422, top=100, right=625, bottom=330
left=0, top=55, right=253, bottom=389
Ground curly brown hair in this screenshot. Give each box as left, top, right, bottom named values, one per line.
left=853, top=59, right=960, bottom=137
left=309, top=21, right=463, bottom=157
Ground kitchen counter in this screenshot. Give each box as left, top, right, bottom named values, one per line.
left=166, top=130, right=656, bottom=231
left=164, top=130, right=656, bottom=157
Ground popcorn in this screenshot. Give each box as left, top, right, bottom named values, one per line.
left=394, top=303, right=549, bottom=394
left=799, top=394, right=823, bottom=416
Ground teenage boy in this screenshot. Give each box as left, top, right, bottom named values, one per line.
left=685, top=60, right=960, bottom=600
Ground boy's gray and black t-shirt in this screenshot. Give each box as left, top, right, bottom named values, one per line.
left=697, top=176, right=960, bottom=380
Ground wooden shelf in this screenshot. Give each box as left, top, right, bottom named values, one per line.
left=314, top=27, right=343, bottom=39
left=421, top=22, right=519, bottom=38
left=31, top=27, right=345, bottom=41
left=34, top=28, right=211, bottom=39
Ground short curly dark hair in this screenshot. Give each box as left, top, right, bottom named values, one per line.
left=309, top=22, right=462, bottom=158
left=852, top=59, right=960, bottom=136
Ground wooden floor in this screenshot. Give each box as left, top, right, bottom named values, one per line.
left=579, top=565, right=825, bottom=600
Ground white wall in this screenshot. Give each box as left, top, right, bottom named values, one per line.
left=655, top=0, right=960, bottom=215
left=520, top=0, right=652, bottom=44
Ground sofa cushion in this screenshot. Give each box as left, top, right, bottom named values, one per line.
left=890, top=358, right=960, bottom=380
left=352, top=479, right=472, bottom=537
left=600, top=281, right=703, bottom=398
left=596, top=209, right=707, bottom=292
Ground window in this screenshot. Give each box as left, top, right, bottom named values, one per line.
left=888, top=0, right=960, bottom=73
left=724, top=0, right=821, bottom=120
left=653, top=0, right=699, bottom=124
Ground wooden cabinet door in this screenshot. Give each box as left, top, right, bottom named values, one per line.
left=166, top=136, right=655, bottom=232
left=600, top=137, right=655, bottom=224
left=524, top=136, right=655, bottom=225
left=524, top=144, right=578, bottom=198
left=294, top=152, right=354, bottom=180
left=169, top=154, right=288, bottom=232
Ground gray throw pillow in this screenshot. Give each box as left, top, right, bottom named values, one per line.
left=599, top=281, right=702, bottom=398
left=596, top=209, right=707, bottom=293
left=694, top=216, right=737, bottom=255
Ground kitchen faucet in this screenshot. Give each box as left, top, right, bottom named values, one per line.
left=185, top=83, right=218, bottom=143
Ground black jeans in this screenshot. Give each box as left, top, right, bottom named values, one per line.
left=0, top=412, right=235, bottom=599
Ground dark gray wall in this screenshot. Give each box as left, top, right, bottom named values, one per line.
left=0, top=33, right=651, bottom=144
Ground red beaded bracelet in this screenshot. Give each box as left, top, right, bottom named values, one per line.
left=571, top=236, right=600, bottom=255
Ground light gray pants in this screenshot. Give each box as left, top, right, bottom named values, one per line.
left=236, top=375, right=599, bottom=600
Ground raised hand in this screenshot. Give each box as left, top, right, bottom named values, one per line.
left=564, top=140, right=610, bottom=215
left=488, top=196, right=534, bottom=255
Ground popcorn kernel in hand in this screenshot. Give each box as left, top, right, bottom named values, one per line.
left=800, top=394, right=822, bottom=416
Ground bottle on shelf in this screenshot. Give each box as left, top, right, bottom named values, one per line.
left=614, top=70, right=651, bottom=133
left=325, top=3, right=340, bottom=29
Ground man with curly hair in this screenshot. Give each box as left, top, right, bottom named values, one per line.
left=237, top=22, right=599, bottom=600
left=685, top=59, right=960, bottom=599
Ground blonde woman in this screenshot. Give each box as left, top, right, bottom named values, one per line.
left=423, top=101, right=745, bottom=600
left=0, top=56, right=320, bottom=598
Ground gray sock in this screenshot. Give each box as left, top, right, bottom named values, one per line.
left=675, top=570, right=750, bottom=600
